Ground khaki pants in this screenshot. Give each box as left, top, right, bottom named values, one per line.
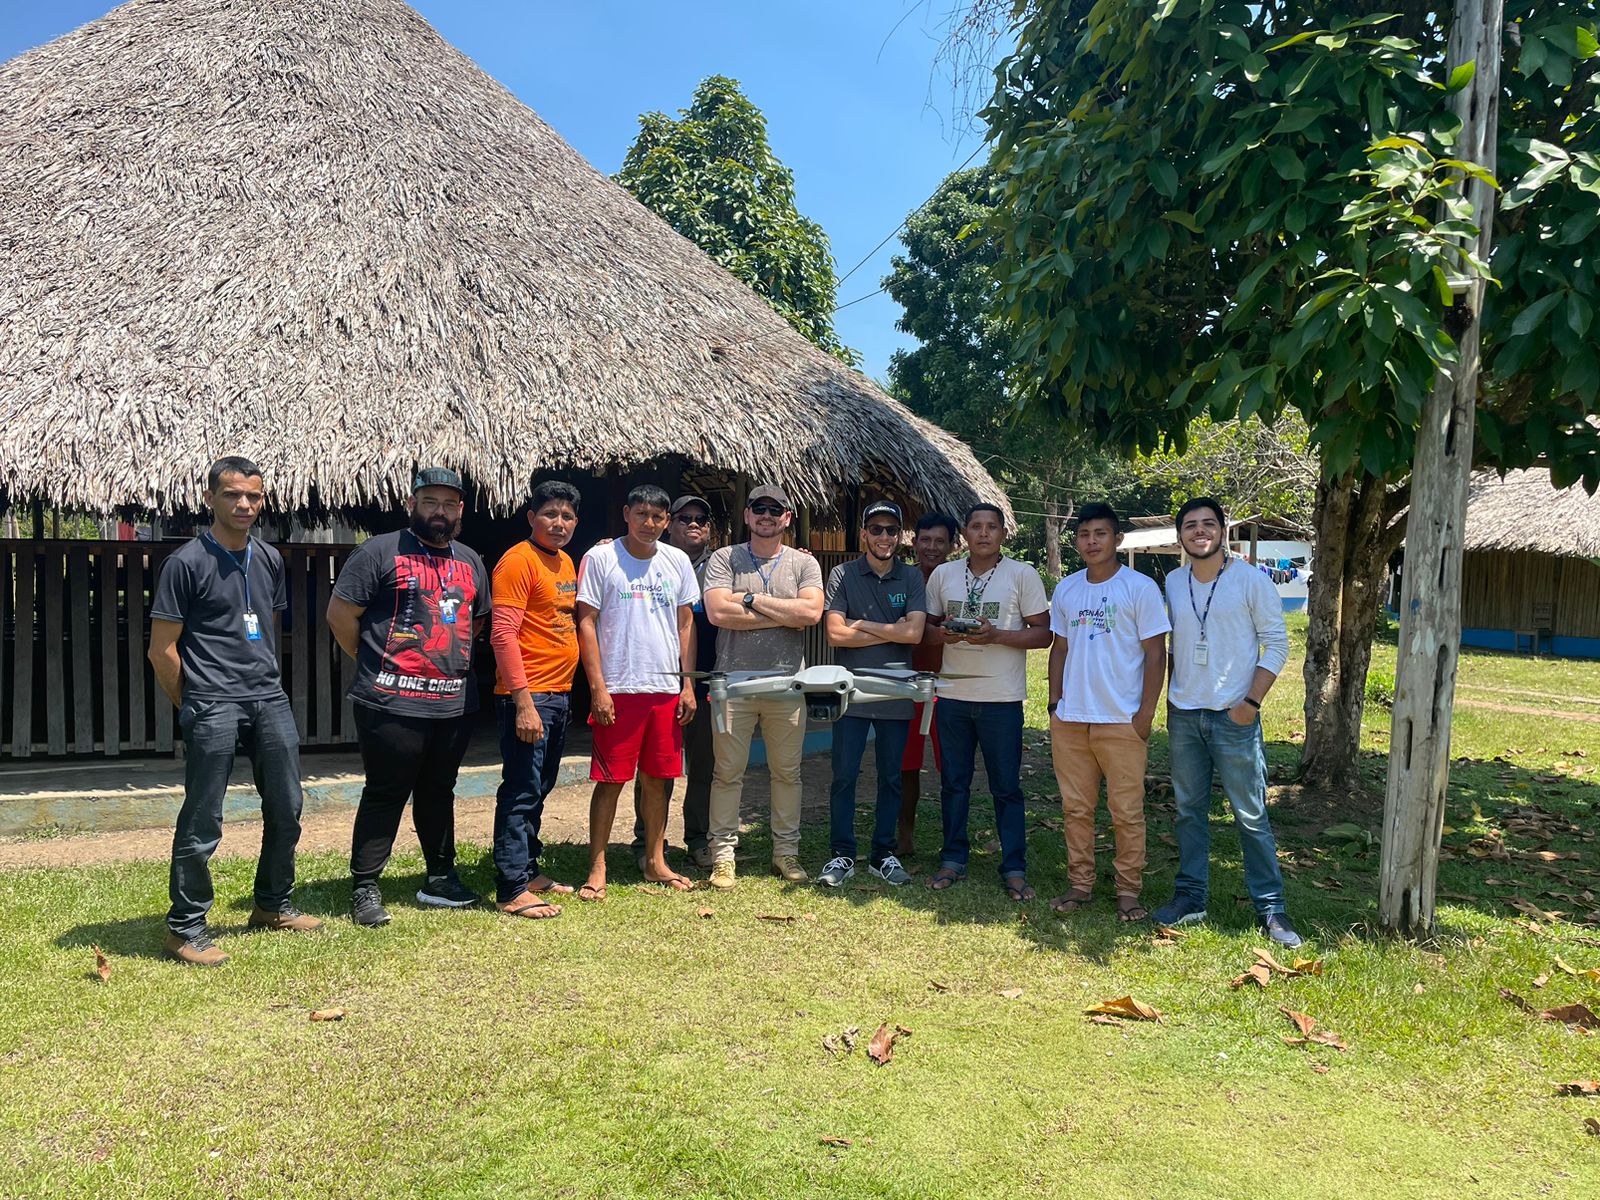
left=709, top=696, right=807, bottom=860
left=1050, top=717, right=1148, bottom=897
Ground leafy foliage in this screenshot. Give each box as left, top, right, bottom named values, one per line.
left=618, top=76, right=855, bottom=362
left=983, top=0, right=1600, bottom=488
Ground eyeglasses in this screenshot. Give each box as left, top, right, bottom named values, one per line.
left=675, top=513, right=710, bottom=526
left=866, top=525, right=901, bottom=537
left=749, top=503, right=786, bottom=517
left=416, top=498, right=463, bottom=513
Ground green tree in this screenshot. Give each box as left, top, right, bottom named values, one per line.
left=983, top=0, right=1600, bottom=792
left=618, top=75, right=855, bottom=362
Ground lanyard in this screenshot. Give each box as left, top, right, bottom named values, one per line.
left=1187, top=554, right=1230, bottom=643
left=410, top=530, right=456, bottom=588
left=965, top=560, right=998, bottom=611
left=748, top=544, right=784, bottom=593
left=205, top=531, right=254, bottom=614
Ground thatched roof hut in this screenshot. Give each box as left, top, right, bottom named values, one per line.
left=1464, top=468, right=1600, bottom=559
left=0, top=0, right=1007, bottom=522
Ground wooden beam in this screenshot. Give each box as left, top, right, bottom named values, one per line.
left=99, top=548, right=121, bottom=756
left=10, top=550, right=33, bottom=757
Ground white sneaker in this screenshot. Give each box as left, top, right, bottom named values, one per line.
left=818, top=856, right=855, bottom=887
left=870, top=855, right=911, bottom=886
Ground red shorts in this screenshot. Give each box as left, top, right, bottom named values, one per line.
left=901, top=700, right=941, bottom=772
left=590, top=693, right=683, bottom=782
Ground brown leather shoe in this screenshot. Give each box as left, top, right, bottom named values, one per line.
left=163, top=931, right=229, bottom=968
left=247, top=906, right=324, bottom=933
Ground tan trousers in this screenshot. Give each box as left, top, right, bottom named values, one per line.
left=708, top=696, right=808, bottom=860
left=1050, top=717, right=1148, bottom=897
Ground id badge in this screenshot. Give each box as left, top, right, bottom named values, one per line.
left=441, top=606, right=457, bottom=625
left=243, top=611, right=262, bottom=642
left=1191, top=641, right=1209, bottom=667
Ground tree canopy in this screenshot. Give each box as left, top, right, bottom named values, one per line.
left=618, top=75, right=855, bottom=362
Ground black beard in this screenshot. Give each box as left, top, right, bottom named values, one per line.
left=411, top=511, right=458, bottom=544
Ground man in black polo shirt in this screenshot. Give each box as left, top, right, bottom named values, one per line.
left=820, top=501, right=927, bottom=887
left=148, top=456, right=320, bottom=968
left=327, top=468, right=491, bottom=927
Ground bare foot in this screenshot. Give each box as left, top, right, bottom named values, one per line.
left=643, top=867, right=694, bottom=892
left=1049, top=889, right=1093, bottom=913
left=530, top=874, right=575, bottom=895
left=578, top=880, right=607, bottom=902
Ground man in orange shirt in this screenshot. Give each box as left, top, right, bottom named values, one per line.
left=489, top=480, right=582, bottom=918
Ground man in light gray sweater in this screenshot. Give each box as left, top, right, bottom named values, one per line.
left=1152, top=497, right=1301, bottom=948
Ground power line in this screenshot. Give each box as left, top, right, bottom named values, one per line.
left=832, top=140, right=986, bottom=289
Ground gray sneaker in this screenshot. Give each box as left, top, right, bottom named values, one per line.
left=817, top=856, right=855, bottom=887
left=870, top=855, right=911, bottom=886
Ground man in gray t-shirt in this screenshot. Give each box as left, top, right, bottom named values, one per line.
left=701, top=484, right=825, bottom=888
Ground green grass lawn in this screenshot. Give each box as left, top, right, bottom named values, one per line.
left=5, top=619, right=1600, bottom=1198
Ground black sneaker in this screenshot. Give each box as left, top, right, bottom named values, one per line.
left=416, top=872, right=481, bottom=908
left=351, top=882, right=391, bottom=927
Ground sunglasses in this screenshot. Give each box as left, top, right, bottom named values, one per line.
left=749, top=503, right=786, bottom=517
left=866, top=524, right=901, bottom=537
left=674, top=513, right=710, bottom=526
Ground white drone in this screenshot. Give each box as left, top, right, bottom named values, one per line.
left=666, top=664, right=977, bottom=735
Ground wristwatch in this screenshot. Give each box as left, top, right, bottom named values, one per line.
left=742, top=592, right=756, bottom=610
left=1242, top=696, right=1261, bottom=710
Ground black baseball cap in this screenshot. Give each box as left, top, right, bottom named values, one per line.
left=862, top=501, right=903, bottom=526
left=670, top=494, right=711, bottom=515
left=413, top=467, right=464, bottom=495
left=748, top=484, right=793, bottom=511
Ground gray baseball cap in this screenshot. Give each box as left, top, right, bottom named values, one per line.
left=412, top=467, right=464, bottom=495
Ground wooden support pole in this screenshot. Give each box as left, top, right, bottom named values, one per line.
left=1380, top=0, right=1502, bottom=938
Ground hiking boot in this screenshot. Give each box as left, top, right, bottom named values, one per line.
left=817, top=856, right=855, bottom=888
left=690, top=845, right=716, bottom=871
left=772, top=855, right=808, bottom=883
left=247, top=905, right=324, bottom=933
left=351, top=882, right=391, bottom=927
left=1151, top=894, right=1207, bottom=927
left=1259, top=912, right=1304, bottom=949
left=870, top=855, right=911, bottom=886
left=416, top=872, right=482, bottom=908
left=163, top=929, right=229, bottom=968
left=709, top=860, right=737, bottom=890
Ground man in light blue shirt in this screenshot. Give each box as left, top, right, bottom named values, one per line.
left=1152, top=496, right=1301, bottom=948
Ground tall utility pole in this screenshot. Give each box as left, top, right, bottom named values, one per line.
left=1380, top=0, right=1503, bottom=937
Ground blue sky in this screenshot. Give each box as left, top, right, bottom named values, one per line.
left=0, top=0, right=998, bottom=383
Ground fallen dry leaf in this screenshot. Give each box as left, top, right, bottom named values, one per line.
left=755, top=913, right=796, bottom=923
left=308, top=1008, right=346, bottom=1022
left=1587, top=1117, right=1600, bottom=1137
left=1511, top=898, right=1564, bottom=923
left=1307, top=1029, right=1348, bottom=1051
left=1085, top=995, right=1161, bottom=1022
left=1554, top=1080, right=1600, bottom=1096
left=1280, top=1007, right=1317, bottom=1038
left=91, top=944, right=111, bottom=984
left=1291, top=957, right=1324, bottom=976
left=1152, top=936, right=1180, bottom=948
left=1230, top=963, right=1272, bottom=990
left=1155, top=926, right=1186, bottom=940
left=1253, top=948, right=1296, bottom=975
left=1500, top=987, right=1536, bottom=1013
left=927, top=979, right=951, bottom=993
left=819, top=1135, right=853, bottom=1147
left=1087, top=1014, right=1122, bottom=1026
left=694, top=907, right=715, bottom=919
left=1541, top=1003, right=1600, bottom=1030
left=1311, top=1062, right=1330, bottom=1074
left=1555, top=956, right=1600, bottom=980
left=1413, top=982, right=1426, bottom=995
left=842, top=1026, right=859, bottom=1052
left=1534, top=974, right=1550, bottom=989
left=867, top=1022, right=901, bottom=1065
left=998, top=987, right=1025, bottom=1000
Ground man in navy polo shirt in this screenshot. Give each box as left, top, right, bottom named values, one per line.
left=820, top=501, right=927, bottom=887
left=148, top=456, right=321, bottom=968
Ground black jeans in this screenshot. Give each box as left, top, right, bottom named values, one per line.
left=350, top=705, right=474, bottom=886
left=492, top=693, right=570, bottom=902
left=631, top=683, right=712, bottom=853
left=168, top=694, right=303, bottom=938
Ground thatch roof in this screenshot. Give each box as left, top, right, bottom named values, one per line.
left=1465, top=468, right=1600, bottom=559
left=0, top=0, right=1007, bottom=521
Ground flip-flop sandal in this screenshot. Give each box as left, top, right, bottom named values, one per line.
left=1003, top=876, right=1036, bottom=902
left=577, top=883, right=607, bottom=902
left=498, top=895, right=562, bottom=920
left=529, top=876, right=575, bottom=895
left=643, top=875, right=695, bottom=892
left=1049, top=890, right=1094, bottom=913
left=927, top=868, right=966, bottom=891
left=1117, top=900, right=1149, bottom=922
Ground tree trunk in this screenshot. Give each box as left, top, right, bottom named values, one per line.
left=1299, top=470, right=1391, bottom=794
left=1380, top=0, right=1501, bottom=939
left=1043, top=494, right=1063, bottom=579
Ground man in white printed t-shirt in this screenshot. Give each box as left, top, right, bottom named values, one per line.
left=575, top=484, right=700, bottom=902
left=1152, top=496, right=1301, bottom=948
left=922, top=503, right=1051, bottom=901
left=1045, top=503, right=1169, bottom=922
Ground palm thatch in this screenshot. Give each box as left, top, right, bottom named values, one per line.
left=0, top=0, right=1008, bottom=522
left=1465, top=468, right=1600, bottom=559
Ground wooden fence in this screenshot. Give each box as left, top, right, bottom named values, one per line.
left=1, top=541, right=857, bottom=761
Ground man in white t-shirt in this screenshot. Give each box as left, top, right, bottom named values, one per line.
left=1045, top=503, right=1169, bottom=921
left=922, top=503, right=1051, bottom=900
left=575, top=484, right=700, bottom=901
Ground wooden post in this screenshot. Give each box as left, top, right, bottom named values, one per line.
left=1380, top=0, right=1502, bottom=938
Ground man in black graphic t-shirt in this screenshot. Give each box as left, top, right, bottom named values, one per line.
left=328, top=468, right=490, bottom=927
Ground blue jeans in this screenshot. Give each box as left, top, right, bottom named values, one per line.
left=168, top=694, right=303, bottom=938
left=1167, top=705, right=1286, bottom=916
left=829, top=714, right=911, bottom=867
left=492, top=693, right=570, bottom=902
left=936, top=699, right=1027, bottom=880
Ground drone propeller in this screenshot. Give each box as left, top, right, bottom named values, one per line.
left=855, top=667, right=987, bottom=681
